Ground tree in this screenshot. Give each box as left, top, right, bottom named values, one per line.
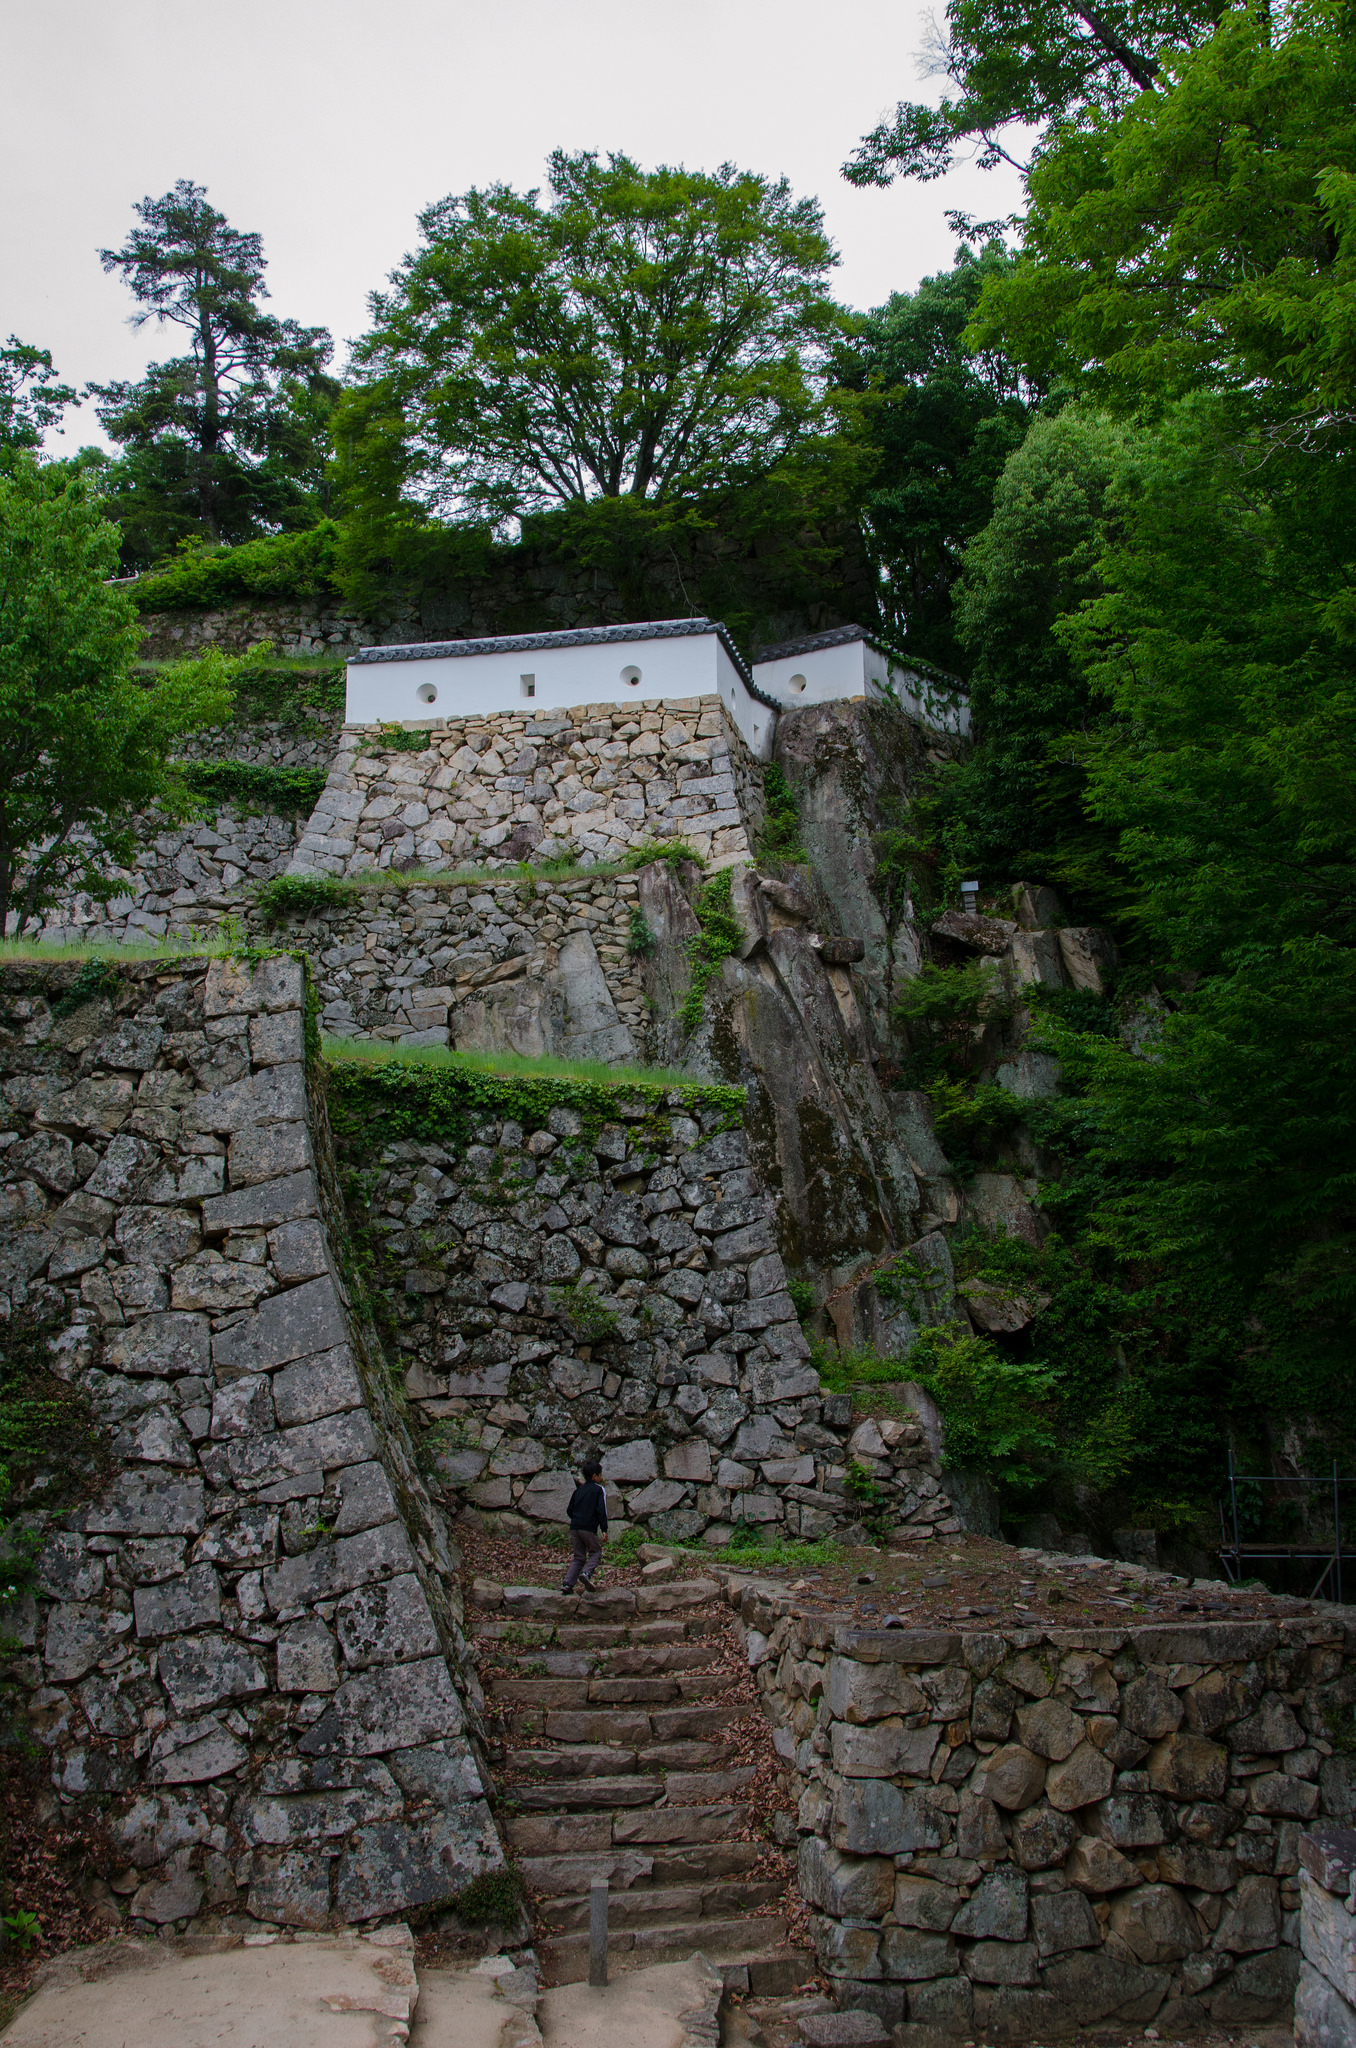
left=938, top=405, right=1132, bottom=900
left=843, top=0, right=1226, bottom=190
left=89, top=180, right=336, bottom=566
left=0, top=460, right=233, bottom=936
left=968, top=2, right=1356, bottom=415
left=0, top=338, right=77, bottom=454
left=845, top=244, right=1032, bottom=669
left=338, top=150, right=846, bottom=528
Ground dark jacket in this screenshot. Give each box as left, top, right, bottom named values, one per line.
left=567, top=1479, right=608, bottom=1533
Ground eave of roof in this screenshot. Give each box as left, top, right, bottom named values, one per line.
left=349, top=615, right=771, bottom=695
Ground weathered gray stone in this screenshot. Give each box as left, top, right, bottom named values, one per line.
left=210, top=1374, right=275, bottom=1439
left=110, top=1404, right=196, bottom=1466
left=80, top=1472, right=206, bottom=1537
left=147, top=1712, right=249, bottom=1784
left=244, top=1846, right=335, bottom=1929
left=43, top=1602, right=131, bottom=1680
left=877, top=1928, right=957, bottom=1982
left=33, top=1533, right=104, bottom=1604
left=601, top=1439, right=659, bottom=1484
left=333, top=1460, right=399, bottom=1536
left=833, top=1781, right=944, bottom=1856
left=192, top=1062, right=307, bottom=1133
left=386, top=1741, right=485, bottom=1806
left=1121, top=1668, right=1185, bottom=1740
left=272, top=1345, right=364, bottom=1426
left=103, top=1312, right=210, bottom=1379
left=974, top=1744, right=1046, bottom=1811
left=952, top=1867, right=1028, bottom=1942
left=1065, top=1833, right=1144, bottom=1894
left=1041, top=1948, right=1167, bottom=2024
left=227, top=1121, right=314, bottom=1188
left=263, top=1519, right=416, bottom=1611
left=335, top=1574, right=440, bottom=1669
left=1015, top=1695, right=1082, bottom=1761
left=227, top=1408, right=376, bottom=1484
left=157, top=1632, right=269, bottom=1713
left=1109, top=1882, right=1204, bottom=1964
left=268, top=1217, right=331, bottom=1283
left=201, top=1169, right=320, bottom=1235
left=332, top=1804, right=499, bottom=1919
left=1147, top=1732, right=1228, bottom=1800
left=832, top=1719, right=940, bottom=1779
left=962, top=1940, right=1038, bottom=1987
left=1296, top=1956, right=1356, bottom=2048
left=170, top=1251, right=276, bottom=1311
left=250, top=1009, right=305, bottom=1065
left=1032, top=1887, right=1101, bottom=1958
left=130, top=1863, right=204, bottom=1925
left=1212, top=1946, right=1300, bottom=2024
left=212, top=1275, right=348, bottom=1377
left=235, top=1759, right=402, bottom=1845
left=115, top=1205, right=201, bottom=1268
left=191, top=1505, right=279, bottom=1567
left=133, top=1564, right=221, bottom=1639
left=893, top=1875, right=962, bottom=1931
left=299, top=1655, right=466, bottom=1756
left=277, top=1615, right=341, bottom=1692
left=1045, top=1741, right=1115, bottom=1812
left=1010, top=1802, right=1078, bottom=1871
left=798, top=1836, right=896, bottom=1919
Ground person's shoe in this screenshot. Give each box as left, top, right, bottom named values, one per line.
left=579, top=1576, right=598, bottom=1596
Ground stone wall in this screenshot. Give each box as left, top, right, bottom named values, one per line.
left=138, top=604, right=370, bottom=662
left=733, top=1578, right=1356, bottom=2038
left=291, top=696, right=765, bottom=879
left=1297, top=1826, right=1356, bottom=2044
left=0, top=954, right=508, bottom=1934
left=329, top=1064, right=962, bottom=1552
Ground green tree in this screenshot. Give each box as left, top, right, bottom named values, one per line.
left=969, top=2, right=1356, bottom=415
left=0, top=460, right=233, bottom=936
left=846, top=244, right=1031, bottom=668
left=0, top=338, right=77, bottom=455
left=843, top=0, right=1226, bottom=190
left=89, top=180, right=336, bottom=566
left=935, top=405, right=1133, bottom=899
left=339, top=149, right=847, bottom=529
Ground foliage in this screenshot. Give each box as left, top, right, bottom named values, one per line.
left=447, top=1868, right=525, bottom=1925
left=255, top=872, right=348, bottom=924
left=375, top=723, right=433, bottom=753
left=325, top=1035, right=704, bottom=1094
left=893, top=959, right=1016, bottom=1080
left=626, top=907, right=656, bottom=958
left=130, top=521, right=343, bottom=612
left=0, top=1316, right=113, bottom=1528
left=971, top=4, right=1356, bottom=415
left=0, top=338, right=77, bottom=454
left=89, top=180, right=336, bottom=566
left=908, top=1323, right=1061, bottom=1488
left=756, top=763, right=805, bottom=863
left=939, top=406, right=1134, bottom=908
left=620, top=836, right=704, bottom=873
left=678, top=867, right=742, bottom=1033
left=183, top=760, right=327, bottom=816
left=0, top=460, right=235, bottom=936
left=549, top=1283, right=620, bottom=1345
left=845, top=247, right=1033, bottom=669
left=842, top=0, right=1226, bottom=190
left=707, top=1530, right=845, bottom=1567
left=787, top=1277, right=816, bottom=1322
left=0, top=1911, right=40, bottom=1954
left=340, top=148, right=849, bottom=526
left=925, top=1076, right=1026, bottom=1166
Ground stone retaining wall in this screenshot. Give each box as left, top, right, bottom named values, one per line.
left=732, top=1580, right=1356, bottom=2039
left=138, top=604, right=370, bottom=662
left=1297, top=1826, right=1356, bottom=2044
left=291, top=696, right=765, bottom=879
left=330, top=1072, right=960, bottom=1551
left=0, top=955, right=508, bottom=1933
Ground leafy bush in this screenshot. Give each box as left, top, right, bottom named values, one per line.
left=255, top=872, right=349, bottom=924
left=549, top=1282, right=620, bottom=1344
left=908, top=1324, right=1060, bottom=1490
left=620, top=837, right=705, bottom=873
left=184, top=761, right=327, bottom=816
left=131, top=522, right=343, bottom=613
left=678, top=867, right=742, bottom=1033
left=374, top=723, right=433, bottom=753
left=757, top=762, right=806, bottom=862
left=627, top=907, right=657, bottom=957
left=787, top=1277, right=816, bottom=1322
left=447, top=1867, right=525, bottom=1925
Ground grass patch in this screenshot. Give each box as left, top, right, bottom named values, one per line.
left=0, top=936, right=228, bottom=967
left=255, top=860, right=636, bottom=923
left=322, top=1034, right=700, bottom=1092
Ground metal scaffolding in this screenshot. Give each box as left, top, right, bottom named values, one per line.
left=1218, top=1450, right=1356, bottom=1602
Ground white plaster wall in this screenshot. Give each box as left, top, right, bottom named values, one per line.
left=714, top=641, right=777, bottom=761
left=753, top=640, right=871, bottom=710
left=347, top=631, right=725, bottom=725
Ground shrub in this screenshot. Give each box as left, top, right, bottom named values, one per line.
left=549, top=1282, right=620, bottom=1344
left=184, top=761, right=327, bottom=817
left=757, top=762, right=805, bottom=862
left=627, top=907, right=657, bottom=957
left=447, top=1867, right=525, bottom=1925
left=255, top=872, right=348, bottom=924
left=678, top=867, right=742, bottom=1033
left=908, top=1324, right=1060, bottom=1490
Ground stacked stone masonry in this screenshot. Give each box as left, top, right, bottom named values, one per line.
left=734, top=1576, right=1356, bottom=2040
left=344, top=1099, right=960, bottom=1550
left=0, top=956, right=508, bottom=1932
left=291, top=696, right=765, bottom=879
left=1297, top=1826, right=1356, bottom=2045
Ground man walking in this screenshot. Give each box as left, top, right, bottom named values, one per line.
left=561, top=1457, right=608, bottom=1595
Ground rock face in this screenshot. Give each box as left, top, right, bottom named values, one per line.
left=0, top=954, right=506, bottom=1931
left=740, top=1578, right=1336, bottom=2034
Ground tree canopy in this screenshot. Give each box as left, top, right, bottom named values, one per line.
left=89, top=180, right=336, bottom=566
left=0, top=460, right=232, bottom=935
left=0, top=338, right=77, bottom=455
left=338, top=150, right=846, bottom=528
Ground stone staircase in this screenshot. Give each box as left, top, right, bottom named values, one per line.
left=470, top=1572, right=809, bottom=1991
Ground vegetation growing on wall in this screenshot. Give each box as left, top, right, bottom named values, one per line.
left=183, top=761, right=327, bottom=815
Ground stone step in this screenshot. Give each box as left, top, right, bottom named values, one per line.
left=494, top=1643, right=719, bottom=1678
left=513, top=1773, right=664, bottom=1811
left=514, top=1702, right=751, bottom=1744
left=539, top=1878, right=787, bottom=1931
left=474, top=1617, right=711, bottom=1650
left=497, top=1580, right=720, bottom=1624
left=514, top=1839, right=766, bottom=1891
left=537, top=1914, right=789, bottom=1984
left=612, top=1801, right=748, bottom=1845
left=491, top=1672, right=728, bottom=1707
left=504, top=1740, right=738, bottom=1779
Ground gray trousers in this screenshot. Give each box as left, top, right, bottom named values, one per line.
left=562, top=1528, right=602, bottom=1588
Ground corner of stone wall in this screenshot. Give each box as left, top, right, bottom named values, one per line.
left=0, top=948, right=508, bottom=1935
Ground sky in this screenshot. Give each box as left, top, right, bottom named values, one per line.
left=4, top=0, right=1024, bottom=454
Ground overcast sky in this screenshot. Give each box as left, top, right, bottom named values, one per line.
left=5, top=0, right=1023, bottom=454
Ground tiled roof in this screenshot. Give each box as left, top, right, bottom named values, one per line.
left=350, top=616, right=761, bottom=691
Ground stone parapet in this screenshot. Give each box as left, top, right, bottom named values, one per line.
left=729, top=1581, right=1356, bottom=2037
left=1298, top=1828, right=1356, bottom=2045
left=0, top=954, right=508, bottom=1933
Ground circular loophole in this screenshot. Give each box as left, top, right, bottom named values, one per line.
left=787, top=672, right=807, bottom=694
left=620, top=664, right=642, bottom=688
left=417, top=682, right=438, bottom=704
